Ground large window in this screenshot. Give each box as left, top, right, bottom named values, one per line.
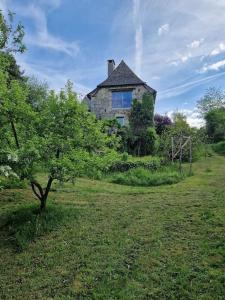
left=112, top=91, right=132, bottom=109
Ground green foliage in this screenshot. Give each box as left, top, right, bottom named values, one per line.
left=108, top=157, right=162, bottom=172
left=25, top=76, right=49, bottom=111
left=205, top=107, right=225, bottom=143
left=0, top=176, right=27, bottom=189
left=159, top=112, right=206, bottom=162
left=212, top=141, right=225, bottom=156
left=127, top=93, right=157, bottom=156
left=0, top=52, right=24, bottom=82
left=129, top=93, right=154, bottom=130
left=0, top=76, right=114, bottom=209
left=0, top=10, right=26, bottom=53
left=111, top=167, right=182, bottom=187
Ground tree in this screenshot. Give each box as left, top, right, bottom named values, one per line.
left=159, top=112, right=205, bottom=161
left=205, top=107, right=225, bottom=143
left=25, top=76, right=49, bottom=111
left=197, top=87, right=225, bottom=116
left=0, top=10, right=26, bottom=53
left=128, top=93, right=156, bottom=156
left=0, top=10, right=25, bottom=83
left=154, top=114, right=172, bottom=135
left=0, top=79, right=110, bottom=210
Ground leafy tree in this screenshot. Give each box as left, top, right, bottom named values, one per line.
left=0, top=10, right=26, bottom=53
left=154, top=114, right=172, bottom=135
left=0, top=10, right=25, bottom=84
left=129, top=93, right=156, bottom=156
left=197, top=87, right=225, bottom=116
left=25, top=76, right=49, bottom=111
left=159, top=112, right=205, bottom=161
left=205, top=107, right=225, bottom=143
left=0, top=79, right=110, bottom=210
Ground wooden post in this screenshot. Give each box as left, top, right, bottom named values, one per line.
left=189, top=137, right=192, bottom=175
left=179, top=136, right=183, bottom=174
left=171, top=137, right=174, bottom=163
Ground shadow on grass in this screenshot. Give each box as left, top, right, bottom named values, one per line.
left=0, top=202, right=77, bottom=252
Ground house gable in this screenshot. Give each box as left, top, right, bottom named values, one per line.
left=84, top=60, right=157, bottom=123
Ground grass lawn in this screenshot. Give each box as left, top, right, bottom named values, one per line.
left=0, top=154, right=225, bottom=299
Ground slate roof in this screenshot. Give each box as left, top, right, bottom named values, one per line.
left=98, top=60, right=145, bottom=87
left=87, top=60, right=156, bottom=98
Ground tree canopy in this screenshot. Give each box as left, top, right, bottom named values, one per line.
left=128, top=93, right=157, bottom=156
left=197, top=87, right=225, bottom=116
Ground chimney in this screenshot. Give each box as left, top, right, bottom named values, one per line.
left=108, top=59, right=115, bottom=77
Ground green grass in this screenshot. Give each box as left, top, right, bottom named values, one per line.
left=110, top=167, right=182, bottom=186
left=0, top=154, right=225, bottom=299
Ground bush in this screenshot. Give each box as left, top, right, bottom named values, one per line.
left=111, top=167, right=182, bottom=187
left=212, top=141, right=225, bottom=155
left=6, top=204, right=76, bottom=251
left=108, top=157, right=162, bottom=172
left=0, top=177, right=27, bottom=189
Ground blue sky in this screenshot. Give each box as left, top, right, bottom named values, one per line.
left=1, top=0, right=225, bottom=126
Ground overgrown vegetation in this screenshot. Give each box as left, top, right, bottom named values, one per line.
left=110, top=166, right=182, bottom=187
left=212, top=141, right=225, bottom=156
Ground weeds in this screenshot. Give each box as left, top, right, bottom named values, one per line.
left=111, top=167, right=183, bottom=187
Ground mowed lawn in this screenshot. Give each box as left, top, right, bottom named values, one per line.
left=0, top=155, right=225, bottom=299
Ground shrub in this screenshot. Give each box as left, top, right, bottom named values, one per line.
left=108, top=157, right=162, bottom=173
left=212, top=141, right=225, bottom=155
left=0, top=177, right=27, bottom=189
left=111, top=167, right=182, bottom=187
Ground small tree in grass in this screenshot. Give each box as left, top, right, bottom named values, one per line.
left=0, top=78, right=109, bottom=210
left=129, top=93, right=157, bottom=156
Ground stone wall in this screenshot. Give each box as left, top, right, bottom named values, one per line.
left=87, top=84, right=153, bottom=123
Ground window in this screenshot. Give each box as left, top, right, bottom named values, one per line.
left=116, top=116, right=125, bottom=126
left=112, top=91, right=132, bottom=109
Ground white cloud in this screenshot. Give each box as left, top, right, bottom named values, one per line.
left=158, top=23, right=170, bottom=36
left=210, top=42, right=225, bottom=56
left=9, top=2, right=79, bottom=57
left=187, top=38, right=204, bottom=49
left=159, top=70, right=225, bottom=99
left=133, top=0, right=143, bottom=76
left=181, top=53, right=192, bottom=62
left=201, top=59, right=225, bottom=73
left=168, top=109, right=204, bottom=128
left=16, top=55, right=90, bottom=97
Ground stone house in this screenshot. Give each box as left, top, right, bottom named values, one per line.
left=83, top=59, right=157, bottom=126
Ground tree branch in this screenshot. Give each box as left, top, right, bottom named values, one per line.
left=31, top=182, right=42, bottom=200
left=30, top=180, right=44, bottom=200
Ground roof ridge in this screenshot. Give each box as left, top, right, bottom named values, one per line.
left=97, top=60, right=146, bottom=88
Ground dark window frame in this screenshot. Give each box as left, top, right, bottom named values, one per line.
left=112, top=90, right=133, bottom=109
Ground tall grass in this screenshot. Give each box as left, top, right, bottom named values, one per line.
left=111, top=167, right=183, bottom=187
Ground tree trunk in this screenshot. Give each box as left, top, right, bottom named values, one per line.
left=40, top=177, right=53, bottom=211
left=40, top=198, right=47, bottom=211
left=10, top=120, right=20, bottom=149
left=31, top=177, right=54, bottom=212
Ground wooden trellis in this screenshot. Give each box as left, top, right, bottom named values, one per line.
left=171, top=135, right=192, bottom=175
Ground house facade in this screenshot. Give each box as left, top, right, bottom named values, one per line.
left=83, top=60, right=157, bottom=126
